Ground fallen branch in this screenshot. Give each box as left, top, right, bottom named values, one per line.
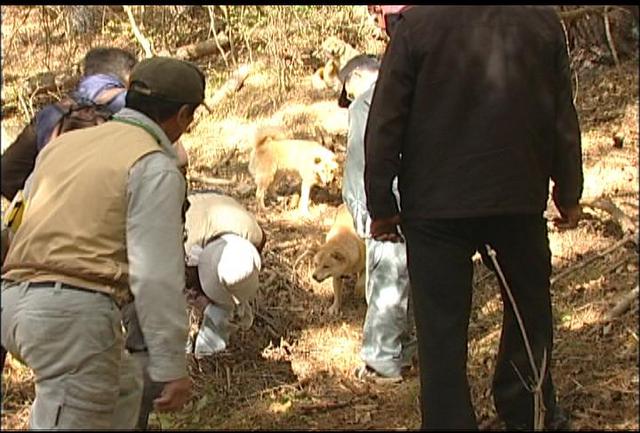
left=603, top=6, right=621, bottom=69
left=217, top=147, right=239, bottom=168
left=605, top=285, right=639, bottom=321
left=255, top=310, right=280, bottom=338
left=601, top=253, right=634, bottom=276
left=558, top=6, right=604, bottom=22
left=486, top=244, right=547, bottom=430
left=474, top=270, right=494, bottom=286
left=298, top=398, right=354, bottom=413
left=175, top=34, right=230, bottom=61
left=225, top=364, right=232, bottom=392
left=188, top=175, right=234, bottom=186
left=23, top=70, right=78, bottom=97
left=204, top=64, right=252, bottom=111
left=550, top=233, right=636, bottom=285
left=293, top=248, right=314, bottom=272
left=123, top=6, right=154, bottom=58
left=582, top=196, right=638, bottom=234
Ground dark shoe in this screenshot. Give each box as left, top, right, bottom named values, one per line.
left=546, top=406, right=571, bottom=431
left=504, top=407, right=571, bottom=431
left=354, top=365, right=403, bottom=384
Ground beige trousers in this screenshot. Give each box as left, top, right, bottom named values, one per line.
left=1, top=280, right=143, bottom=429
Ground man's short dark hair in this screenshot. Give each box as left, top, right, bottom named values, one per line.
left=337, top=54, right=380, bottom=108
left=338, top=54, right=380, bottom=86
left=125, top=90, right=198, bottom=124
left=83, top=47, right=137, bottom=84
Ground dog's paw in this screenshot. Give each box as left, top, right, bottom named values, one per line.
left=327, top=303, right=342, bottom=316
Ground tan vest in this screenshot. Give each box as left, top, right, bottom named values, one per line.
left=2, top=121, right=162, bottom=303
left=184, top=193, right=264, bottom=253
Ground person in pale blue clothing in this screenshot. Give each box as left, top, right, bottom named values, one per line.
left=338, top=55, right=416, bottom=381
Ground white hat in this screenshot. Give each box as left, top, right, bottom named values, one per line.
left=197, top=234, right=261, bottom=309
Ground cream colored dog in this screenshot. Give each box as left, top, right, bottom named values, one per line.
left=321, top=36, right=360, bottom=71
left=248, top=126, right=339, bottom=214
left=311, top=36, right=361, bottom=91
left=312, top=204, right=366, bottom=315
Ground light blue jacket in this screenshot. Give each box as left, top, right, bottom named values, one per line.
left=342, top=84, right=400, bottom=238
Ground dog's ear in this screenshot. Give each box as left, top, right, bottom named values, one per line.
left=330, top=251, right=345, bottom=262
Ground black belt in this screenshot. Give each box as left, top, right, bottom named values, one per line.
left=27, top=281, right=114, bottom=301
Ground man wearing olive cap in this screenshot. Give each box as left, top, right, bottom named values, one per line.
left=1, top=57, right=205, bottom=429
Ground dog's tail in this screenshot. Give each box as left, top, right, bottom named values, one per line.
left=254, top=126, right=287, bottom=149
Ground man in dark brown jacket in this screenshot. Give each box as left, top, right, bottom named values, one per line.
left=364, top=6, right=582, bottom=430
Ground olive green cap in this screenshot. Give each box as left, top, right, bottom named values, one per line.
left=129, top=57, right=205, bottom=104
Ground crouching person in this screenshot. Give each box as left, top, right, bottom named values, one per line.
left=129, top=191, right=266, bottom=429
left=1, top=57, right=206, bottom=429
left=183, top=192, right=266, bottom=357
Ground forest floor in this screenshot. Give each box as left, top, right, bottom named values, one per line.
left=1, top=6, right=639, bottom=430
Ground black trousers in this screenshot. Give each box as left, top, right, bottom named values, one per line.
left=401, top=214, right=558, bottom=430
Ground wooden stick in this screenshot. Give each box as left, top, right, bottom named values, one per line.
left=558, top=6, right=603, bottom=22
left=582, top=196, right=638, bottom=234
left=550, top=234, right=636, bottom=285
left=189, top=175, right=234, bottom=186
left=293, top=248, right=314, bottom=271
left=254, top=310, right=280, bottom=338
left=603, top=6, right=621, bottom=69
left=123, top=6, right=154, bottom=58
left=205, top=64, right=252, bottom=109
left=225, top=365, right=232, bottom=392
left=175, top=34, right=230, bottom=61
left=298, top=398, right=354, bottom=413
left=605, top=285, right=639, bottom=321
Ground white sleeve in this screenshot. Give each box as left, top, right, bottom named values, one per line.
left=127, top=152, right=189, bottom=382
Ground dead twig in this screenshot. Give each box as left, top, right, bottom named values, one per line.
left=298, top=398, right=354, bottom=413
left=206, top=6, right=230, bottom=69
left=601, top=253, right=635, bottom=275
left=189, top=175, right=234, bottom=186
left=582, top=196, right=638, bottom=234
left=123, top=6, right=154, bottom=58
left=486, top=244, right=546, bottom=430
left=550, top=233, right=636, bottom=285
left=558, top=6, right=604, bottom=22
left=293, top=248, right=314, bottom=272
left=604, top=285, right=639, bottom=321
left=255, top=310, right=280, bottom=338
left=225, top=364, right=232, bottom=392
left=474, top=270, right=494, bottom=286
left=215, top=147, right=239, bottom=169
left=603, top=6, right=620, bottom=69
left=204, top=64, right=252, bottom=111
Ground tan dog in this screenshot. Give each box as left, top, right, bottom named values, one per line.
left=312, top=204, right=366, bottom=315
left=321, top=36, right=360, bottom=71
left=248, top=126, right=339, bottom=214
left=311, top=36, right=361, bottom=91
left=311, top=61, right=340, bottom=91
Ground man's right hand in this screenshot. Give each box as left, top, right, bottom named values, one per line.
left=153, top=377, right=191, bottom=412
left=553, top=203, right=582, bottom=229
left=370, top=214, right=404, bottom=243
left=552, top=185, right=582, bottom=229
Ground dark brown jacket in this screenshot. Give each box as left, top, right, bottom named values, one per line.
left=364, top=6, right=583, bottom=221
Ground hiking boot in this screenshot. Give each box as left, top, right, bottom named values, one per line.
left=354, top=365, right=403, bottom=384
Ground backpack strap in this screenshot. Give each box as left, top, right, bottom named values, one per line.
left=94, top=87, right=126, bottom=107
